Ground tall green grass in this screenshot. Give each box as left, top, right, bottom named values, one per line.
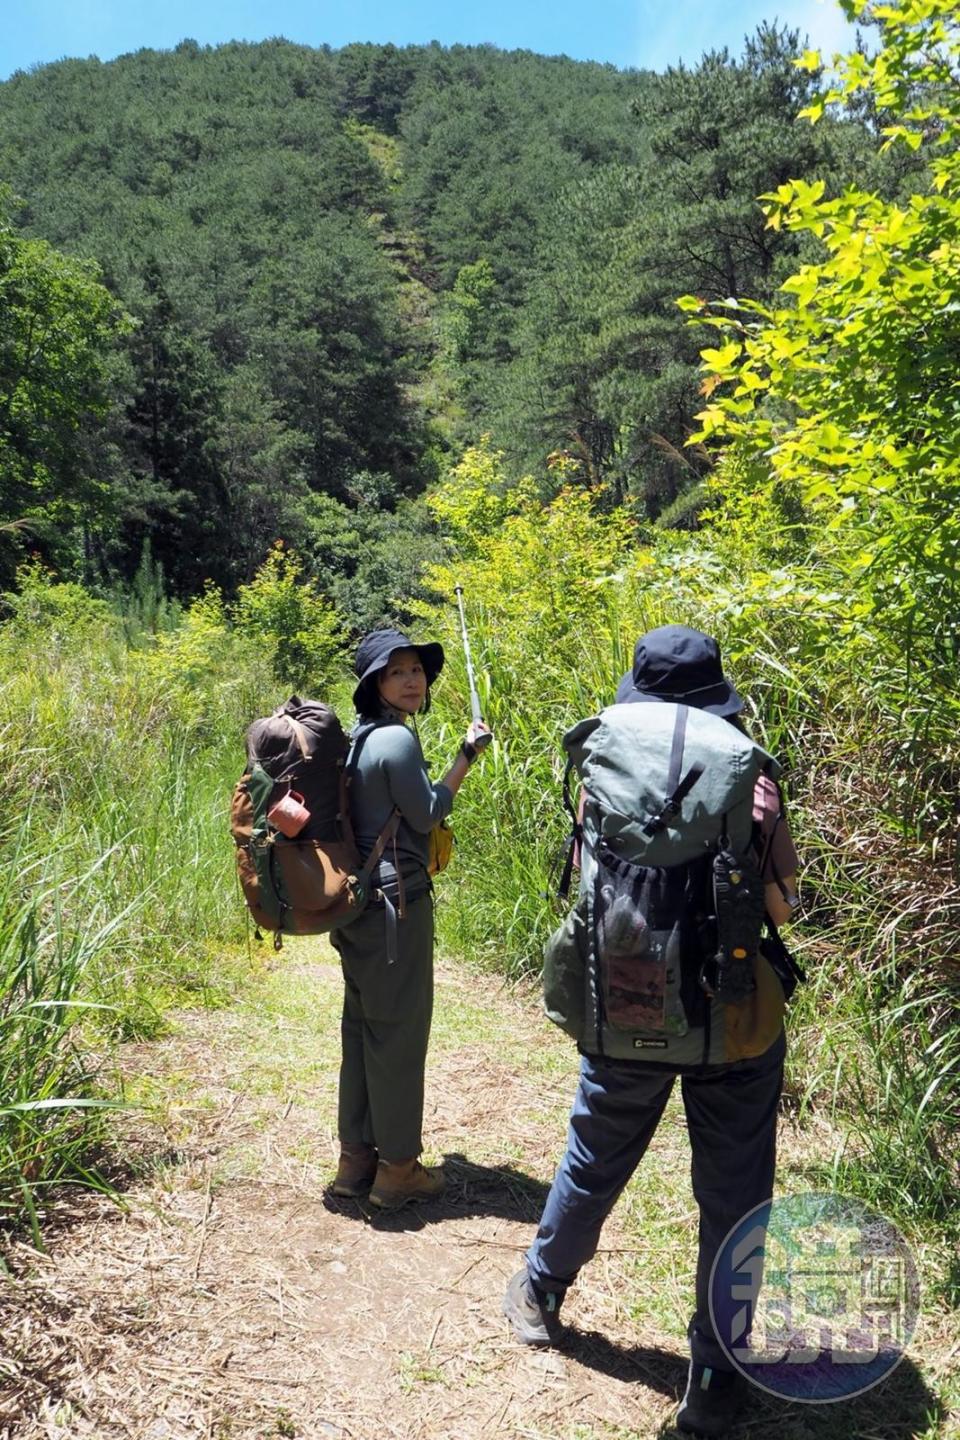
left=2, top=688, right=249, bottom=1025
left=0, top=572, right=278, bottom=1230
left=0, top=874, right=130, bottom=1241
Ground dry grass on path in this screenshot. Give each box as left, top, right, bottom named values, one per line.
left=1, top=944, right=955, bottom=1440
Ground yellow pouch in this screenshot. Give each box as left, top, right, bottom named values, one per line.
left=428, top=820, right=455, bottom=877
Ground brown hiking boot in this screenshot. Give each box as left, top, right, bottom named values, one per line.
left=368, top=1158, right=446, bottom=1210
left=331, top=1142, right=378, bottom=1198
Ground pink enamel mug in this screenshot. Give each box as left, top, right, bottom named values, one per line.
left=267, top=789, right=310, bottom=838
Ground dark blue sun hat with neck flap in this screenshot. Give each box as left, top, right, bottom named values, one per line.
left=352, top=628, right=445, bottom=711
left=615, top=624, right=743, bottom=718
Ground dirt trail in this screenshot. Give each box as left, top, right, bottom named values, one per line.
left=1, top=950, right=689, bottom=1440
left=0, top=947, right=952, bottom=1440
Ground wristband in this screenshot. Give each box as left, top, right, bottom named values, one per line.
left=460, top=739, right=478, bottom=764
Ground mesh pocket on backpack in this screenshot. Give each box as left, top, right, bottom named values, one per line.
left=594, top=845, right=690, bottom=1036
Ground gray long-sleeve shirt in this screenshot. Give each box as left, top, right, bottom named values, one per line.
left=349, top=720, right=453, bottom=901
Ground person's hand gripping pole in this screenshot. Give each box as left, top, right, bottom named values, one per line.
left=454, top=584, right=492, bottom=758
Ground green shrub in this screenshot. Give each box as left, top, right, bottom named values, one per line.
left=233, top=542, right=342, bottom=691
left=1, top=559, right=113, bottom=642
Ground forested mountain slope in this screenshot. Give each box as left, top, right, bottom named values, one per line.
left=0, top=33, right=908, bottom=609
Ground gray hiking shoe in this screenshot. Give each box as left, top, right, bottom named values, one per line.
left=676, top=1361, right=746, bottom=1436
left=502, top=1268, right=564, bottom=1347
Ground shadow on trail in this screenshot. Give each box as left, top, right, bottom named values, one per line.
left=557, top=1329, right=685, bottom=1398
left=765, top=1356, right=940, bottom=1440
left=523, top=1328, right=940, bottom=1439
left=652, top=1352, right=940, bottom=1440
left=322, top=1150, right=551, bottom=1228
left=564, top=1330, right=942, bottom=1440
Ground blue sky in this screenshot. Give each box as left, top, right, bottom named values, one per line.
left=2, top=1, right=856, bottom=81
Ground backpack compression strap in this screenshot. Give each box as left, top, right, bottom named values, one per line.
left=641, top=705, right=705, bottom=837
left=557, top=756, right=583, bottom=901
left=277, top=709, right=311, bottom=763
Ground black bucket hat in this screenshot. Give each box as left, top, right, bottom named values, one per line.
left=352, top=627, right=445, bottom=711
left=615, top=624, right=743, bottom=718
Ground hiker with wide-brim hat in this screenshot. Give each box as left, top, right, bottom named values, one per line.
left=330, top=628, right=490, bottom=1210
left=503, top=623, right=801, bottom=1438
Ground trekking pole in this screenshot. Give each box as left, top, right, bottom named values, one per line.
left=454, top=585, right=492, bottom=751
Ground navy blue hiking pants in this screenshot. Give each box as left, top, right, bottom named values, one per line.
left=525, top=1031, right=785, bottom=1370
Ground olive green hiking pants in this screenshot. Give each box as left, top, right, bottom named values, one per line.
left=331, top=891, right=434, bottom=1163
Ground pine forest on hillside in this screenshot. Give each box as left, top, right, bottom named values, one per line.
left=0, top=25, right=922, bottom=609
left=0, top=3, right=959, bottom=1433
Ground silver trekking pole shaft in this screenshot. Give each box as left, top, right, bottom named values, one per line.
left=454, top=585, right=492, bottom=750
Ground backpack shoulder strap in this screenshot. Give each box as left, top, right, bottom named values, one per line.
left=347, top=718, right=375, bottom=763
left=343, top=720, right=406, bottom=920
left=339, top=720, right=382, bottom=837
left=357, top=809, right=403, bottom=885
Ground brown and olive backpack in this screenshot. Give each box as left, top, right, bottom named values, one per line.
left=230, top=697, right=399, bottom=948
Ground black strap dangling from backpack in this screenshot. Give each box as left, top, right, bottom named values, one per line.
left=558, top=756, right=583, bottom=901
left=641, top=706, right=706, bottom=837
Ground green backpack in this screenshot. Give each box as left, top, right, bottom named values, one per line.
left=544, top=702, right=794, bottom=1066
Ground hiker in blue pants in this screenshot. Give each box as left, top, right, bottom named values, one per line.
left=503, top=626, right=800, bottom=1439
